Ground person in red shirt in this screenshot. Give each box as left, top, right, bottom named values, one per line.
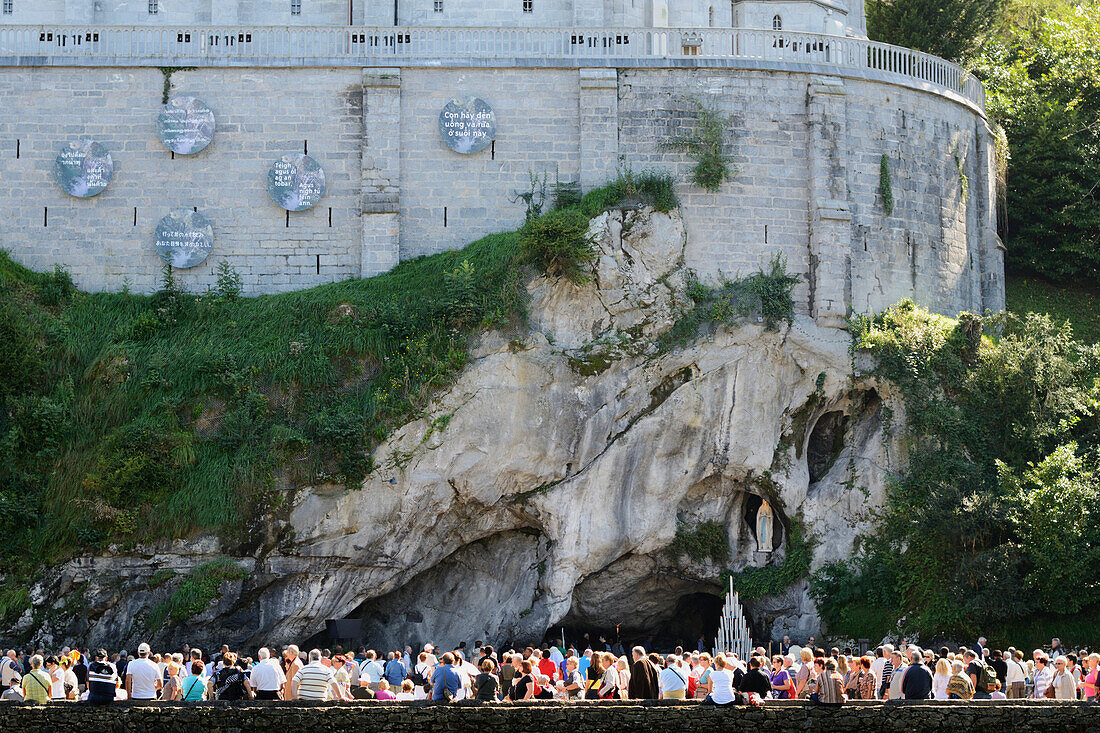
left=537, top=649, right=560, bottom=683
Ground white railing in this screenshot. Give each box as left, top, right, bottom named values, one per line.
left=0, top=25, right=985, bottom=109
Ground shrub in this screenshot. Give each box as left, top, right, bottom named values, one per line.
left=662, top=97, right=735, bottom=191
left=0, top=303, right=39, bottom=397
left=578, top=170, right=680, bottom=216
left=212, top=260, right=243, bottom=302
left=519, top=208, right=597, bottom=284
left=743, top=254, right=801, bottom=329
left=38, top=265, right=74, bottom=307
left=146, top=558, right=247, bottom=628
left=667, top=519, right=731, bottom=563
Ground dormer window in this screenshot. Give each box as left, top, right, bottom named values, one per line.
left=772, top=14, right=782, bottom=30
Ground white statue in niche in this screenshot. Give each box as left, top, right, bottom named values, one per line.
left=756, top=500, right=773, bottom=553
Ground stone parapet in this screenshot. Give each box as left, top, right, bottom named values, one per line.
left=0, top=700, right=1094, bottom=732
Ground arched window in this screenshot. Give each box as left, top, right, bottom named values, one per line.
left=772, top=14, right=782, bottom=30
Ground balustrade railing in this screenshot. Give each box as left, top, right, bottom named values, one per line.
left=0, top=25, right=985, bottom=109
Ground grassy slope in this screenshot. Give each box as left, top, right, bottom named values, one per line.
left=1006, top=271, right=1100, bottom=343
left=0, top=231, right=523, bottom=567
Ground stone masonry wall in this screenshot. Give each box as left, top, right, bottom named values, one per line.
left=0, top=63, right=1002, bottom=315
left=0, top=700, right=1095, bottom=733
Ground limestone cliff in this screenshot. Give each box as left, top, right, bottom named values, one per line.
left=19, top=207, right=901, bottom=650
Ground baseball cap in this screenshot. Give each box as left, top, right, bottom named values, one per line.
left=137, top=643, right=151, bottom=655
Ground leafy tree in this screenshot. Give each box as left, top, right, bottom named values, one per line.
left=813, top=303, right=1100, bottom=640
left=866, top=0, right=1005, bottom=60
left=974, top=4, right=1100, bottom=282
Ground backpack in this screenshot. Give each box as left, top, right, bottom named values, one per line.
left=976, top=661, right=997, bottom=693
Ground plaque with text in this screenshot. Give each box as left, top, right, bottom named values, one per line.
left=54, top=140, right=114, bottom=197
left=154, top=210, right=214, bottom=269
left=158, top=96, right=216, bottom=155
left=267, top=153, right=326, bottom=212
left=439, top=97, right=495, bottom=154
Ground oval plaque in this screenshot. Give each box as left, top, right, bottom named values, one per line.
left=154, top=209, right=214, bottom=269
left=439, top=97, right=495, bottom=155
left=54, top=140, right=114, bottom=198
left=267, top=153, right=326, bottom=212
left=157, top=96, right=216, bottom=155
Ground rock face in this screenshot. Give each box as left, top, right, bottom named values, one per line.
left=15, top=207, right=902, bottom=651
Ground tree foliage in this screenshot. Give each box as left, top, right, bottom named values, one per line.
left=973, top=3, right=1100, bottom=282
left=812, top=302, right=1100, bottom=642
left=867, top=0, right=1005, bottom=60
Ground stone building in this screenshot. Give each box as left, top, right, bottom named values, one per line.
left=0, top=0, right=1001, bottom=319
left=3, top=0, right=867, bottom=35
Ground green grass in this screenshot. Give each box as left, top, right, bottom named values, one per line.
left=0, top=229, right=526, bottom=570
left=145, top=558, right=248, bottom=628
left=1006, top=271, right=1100, bottom=343
left=0, top=171, right=681, bottom=610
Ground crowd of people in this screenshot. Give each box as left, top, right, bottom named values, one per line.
left=0, top=635, right=1094, bottom=705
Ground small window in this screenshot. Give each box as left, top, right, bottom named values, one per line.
left=148, top=0, right=157, bottom=13
left=708, top=6, right=714, bottom=26
left=523, top=0, right=533, bottom=12
left=434, top=0, right=443, bottom=11
left=2, top=1, right=12, bottom=15
left=772, top=14, right=782, bottom=30
left=291, top=0, right=302, bottom=15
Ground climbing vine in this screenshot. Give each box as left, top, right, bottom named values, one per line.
left=879, top=154, right=894, bottom=215
left=724, top=521, right=813, bottom=600
left=158, top=67, right=196, bottom=104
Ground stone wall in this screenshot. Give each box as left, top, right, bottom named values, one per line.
left=0, top=62, right=1003, bottom=315
left=0, top=700, right=1095, bottom=732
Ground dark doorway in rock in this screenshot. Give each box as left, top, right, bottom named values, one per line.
left=659, top=592, right=723, bottom=649
left=807, top=410, right=848, bottom=483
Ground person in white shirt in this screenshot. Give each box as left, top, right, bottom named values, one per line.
left=124, top=644, right=162, bottom=701
left=658, top=655, right=688, bottom=699
left=1004, top=650, right=1027, bottom=699
left=704, top=656, right=736, bottom=705
left=1053, top=658, right=1077, bottom=700
left=249, top=648, right=286, bottom=700
left=1032, top=655, right=1054, bottom=699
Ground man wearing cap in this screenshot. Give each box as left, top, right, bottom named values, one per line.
left=125, top=643, right=162, bottom=701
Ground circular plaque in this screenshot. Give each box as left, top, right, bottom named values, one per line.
left=439, top=97, right=495, bottom=154
left=267, top=153, right=326, bottom=212
left=154, top=209, right=214, bottom=269
left=54, top=140, right=114, bottom=197
left=157, top=96, right=216, bottom=155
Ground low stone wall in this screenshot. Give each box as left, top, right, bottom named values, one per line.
left=0, top=699, right=1096, bottom=732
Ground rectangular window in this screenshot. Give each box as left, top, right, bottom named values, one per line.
left=2, top=1, right=12, bottom=15
left=148, top=0, right=157, bottom=13
left=291, top=0, right=301, bottom=14
left=522, top=0, right=532, bottom=11
left=434, top=0, right=443, bottom=11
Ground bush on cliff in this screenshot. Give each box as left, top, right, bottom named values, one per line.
left=810, top=301, right=1100, bottom=647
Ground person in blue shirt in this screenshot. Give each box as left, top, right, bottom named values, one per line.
left=383, top=652, right=406, bottom=687
left=431, top=653, right=462, bottom=701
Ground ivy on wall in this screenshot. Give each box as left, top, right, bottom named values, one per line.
left=879, top=154, right=894, bottom=215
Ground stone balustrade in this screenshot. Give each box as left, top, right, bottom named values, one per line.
left=0, top=25, right=984, bottom=110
